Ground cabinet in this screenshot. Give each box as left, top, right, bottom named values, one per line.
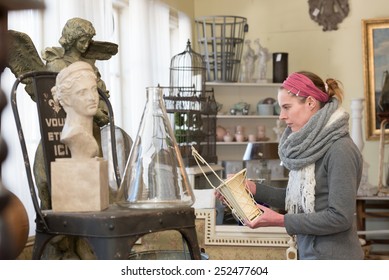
left=206, top=82, right=288, bottom=185
left=356, top=196, right=389, bottom=258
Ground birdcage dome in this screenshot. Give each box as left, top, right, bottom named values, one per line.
left=170, top=40, right=206, bottom=94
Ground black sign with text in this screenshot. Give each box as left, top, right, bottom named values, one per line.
left=33, top=74, right=71, bottom=183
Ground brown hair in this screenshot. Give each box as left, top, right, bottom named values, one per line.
left=298, top=71, right=344, bottom=106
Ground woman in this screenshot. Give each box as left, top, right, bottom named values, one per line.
left=225, top=71, right=364, bottom=259
left=51, top=61, right=100, bottom=159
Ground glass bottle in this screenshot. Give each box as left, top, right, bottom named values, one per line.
left=116, top=87, right=195, bottom=208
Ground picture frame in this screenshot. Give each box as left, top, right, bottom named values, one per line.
left=362, top=18, right=389, bottom=140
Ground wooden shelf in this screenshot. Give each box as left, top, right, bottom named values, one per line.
left=206, top=82, right=282, bottom=87
left=216, top=141, right=278, bottom=145
left=217, top=114, right=279, bottom=119
left=208, top=80, right=283, bottom=164
left=356, top=195, right=389, bottom=258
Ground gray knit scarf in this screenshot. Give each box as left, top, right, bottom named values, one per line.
left=278, top=98, right=350, bottom=213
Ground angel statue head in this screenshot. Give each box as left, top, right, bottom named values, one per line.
left=59, top=17, right=96, bottom=53
left=51, top=61, right=100, bottom=159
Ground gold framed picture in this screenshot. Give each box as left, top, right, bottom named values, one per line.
left=362, top=18, right=389, bottom=140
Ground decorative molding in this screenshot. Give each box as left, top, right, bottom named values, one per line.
left=195, top=209, right=291, bottom=248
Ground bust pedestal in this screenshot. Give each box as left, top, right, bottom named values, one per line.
left=51, top=157, right=109, bottom=211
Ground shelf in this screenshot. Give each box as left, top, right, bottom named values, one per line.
left=211, top=81, right=283, bottom=163
left=186, top=164, right=223, bottom=175
left=217, top=114, right=279, bottom=119
left=357, top=196, right=389, bottom=201
left=206, top=82, right=282, bottom=88
left=271, top=177, right=289, bottom=181
left=216, top=141, right=278, bottom=145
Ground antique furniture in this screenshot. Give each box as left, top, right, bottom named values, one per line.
left=357, top=196, right=389, bottom=258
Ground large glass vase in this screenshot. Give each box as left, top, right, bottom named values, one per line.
left=116, top=87, right=195, bottom=208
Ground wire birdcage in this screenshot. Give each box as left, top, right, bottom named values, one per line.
left=164, top=40, right=217, bottom=166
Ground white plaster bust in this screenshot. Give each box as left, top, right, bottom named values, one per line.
left=51, top=61, right=99, bottom=159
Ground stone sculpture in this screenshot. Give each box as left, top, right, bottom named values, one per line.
left=50, top=61, right=109, bottom=213
left=51, top=61, right=99, bottom=159
left=7, top=17, right=117, bottom=209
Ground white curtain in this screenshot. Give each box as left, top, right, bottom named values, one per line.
left=1, top=10, right=43, bottom=237
left=121, top=0, right=171, bottom=137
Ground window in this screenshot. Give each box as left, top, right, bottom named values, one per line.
left=1, top=0, right=192, bottom=236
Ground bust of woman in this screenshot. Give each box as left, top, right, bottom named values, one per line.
left=51, top=61, right=100, bottom=159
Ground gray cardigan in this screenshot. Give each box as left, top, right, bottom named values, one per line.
left=254, top=135, right=364, bottom=260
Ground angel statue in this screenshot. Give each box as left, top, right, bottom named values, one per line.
left=7, top=17, right=118, bottom=259
left=8, top=17, right=118, bottom=128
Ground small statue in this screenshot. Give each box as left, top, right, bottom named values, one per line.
left=235, top=125, right=245, bottom=142
left=254, top=38, right=271, bottom=82
left=257, top=125, right=269, bottom=141
left=51, top=61, right=99, bottom=159
left=273, top=120, right=286, bottom=142
left=241, top=39, right=256, bottom=83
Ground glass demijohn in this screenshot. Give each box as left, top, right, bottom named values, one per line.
left=116, top=87, right=195, bottom=208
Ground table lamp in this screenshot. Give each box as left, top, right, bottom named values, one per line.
left=242, top=142, right=279, bottom=184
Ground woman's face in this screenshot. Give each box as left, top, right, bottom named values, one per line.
left=76, top=36, right=92, bottom=53
left=65, top=74, right=99, bottom=117
left=277, top=88, right=318, bottom=132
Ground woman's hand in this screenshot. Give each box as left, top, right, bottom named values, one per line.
left=245, top=204, right=285, bottom=228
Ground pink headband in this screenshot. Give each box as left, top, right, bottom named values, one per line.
left=282, top=72, right=329, bottom=103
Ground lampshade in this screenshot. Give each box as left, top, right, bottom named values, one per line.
left=242, top=142, right=279, bottom=161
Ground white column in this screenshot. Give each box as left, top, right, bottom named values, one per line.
left=350, top=98, right=377, bottom=196
left=350, top=98, right=365, bottom=152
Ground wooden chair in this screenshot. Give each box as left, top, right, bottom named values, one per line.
left=11, top=71, right=201, bottom=260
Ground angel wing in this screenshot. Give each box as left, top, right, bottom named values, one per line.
left=83, top=40, right=118, bottom=61
left=7, top=30, right=46, bottom=98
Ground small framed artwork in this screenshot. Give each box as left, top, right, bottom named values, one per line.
left=362, top=18, right=389, bottom=140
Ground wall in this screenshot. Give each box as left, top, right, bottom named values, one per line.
left=191, top=0, right=389, bottom=186
left=161, top=0, right=194, bottom=17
